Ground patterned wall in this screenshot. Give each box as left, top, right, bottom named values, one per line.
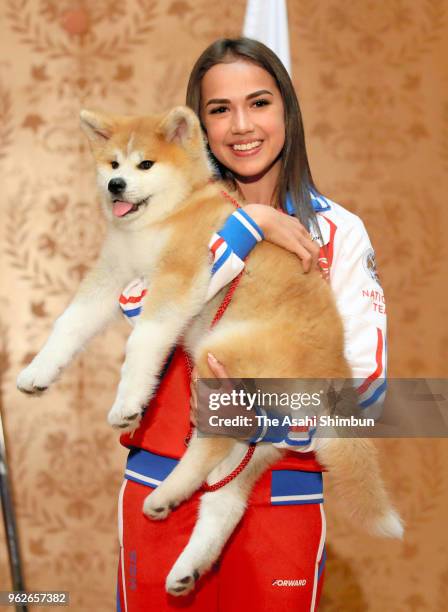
left=1, top=1, right=447, bottom=610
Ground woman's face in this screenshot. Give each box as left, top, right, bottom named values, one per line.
left=200, top=59, right=285, bottom=181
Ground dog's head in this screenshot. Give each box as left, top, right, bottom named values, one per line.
left=80, top=107, right=211, bottom=226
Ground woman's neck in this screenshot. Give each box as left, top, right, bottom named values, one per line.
left=234, top=157, right=281, bottom=207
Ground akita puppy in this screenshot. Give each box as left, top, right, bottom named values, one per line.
left=17, top=107, right=403, bottom=596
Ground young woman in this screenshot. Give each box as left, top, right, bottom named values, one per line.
left=116, top=38, right=387, bottom=612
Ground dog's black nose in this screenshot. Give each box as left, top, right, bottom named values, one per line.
left=108, top=178, right=126, bottom=194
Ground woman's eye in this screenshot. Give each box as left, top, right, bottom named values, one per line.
left=253, top=99, right=269, bottom=108
left=111, top=161, right=119, bottom=169
left=138, top=160, right=154, bottom=170
left=209, top=106, right=228, bottom=115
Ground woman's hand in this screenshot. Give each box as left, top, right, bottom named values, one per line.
left=243, top=203, right=320, bottom=273
left=190, top=354, right=229, bottom=426
left=190, top=354, right=258, bottom=439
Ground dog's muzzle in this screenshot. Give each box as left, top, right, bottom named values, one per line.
left=107, top=178, right=149, bottom=218
left=108, top=177, right=127, bottom=194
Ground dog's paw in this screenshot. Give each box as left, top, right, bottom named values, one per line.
left=142, top=488, right=179, bottom=521
left=166, top=562, right=200, bottom=597
left=16, top=361, right=59, bottom=395
left=107, top=396, right=144, bottom=432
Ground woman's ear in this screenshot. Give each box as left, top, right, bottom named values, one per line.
left=157, top=106, right=200, bottom=148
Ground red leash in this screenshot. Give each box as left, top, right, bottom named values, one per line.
left=185, top=190, right=256, bottom=492
left=210, top=270, right=242, bottom=328
left=201, top=444, right=256, bottom=492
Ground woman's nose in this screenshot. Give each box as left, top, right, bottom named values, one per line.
left=231, top=108, right=254, bottom=134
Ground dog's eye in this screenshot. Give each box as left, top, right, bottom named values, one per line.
left=111, top=161, right=119, bottom=169
left=138, top=160, right=154, bottom=170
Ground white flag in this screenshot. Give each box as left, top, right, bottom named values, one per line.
left=243, top=0, right=291, bottom=75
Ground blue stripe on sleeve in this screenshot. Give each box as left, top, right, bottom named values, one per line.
left=236, top=207, right=265, bottom=239
left=359, top=380, right=387, bottom=408
left=249, top=409, right=290, bottom=443
left=211, top=244, right=231, bottom=274
left=262, top=420, right=290, bottom=442
left=123, top=306, right=142, bottom=318
left=281, top=427, right=316, bottom=447
left=217, top=210, right=263, bottom=260
left=248, top=406, right=266, bottom=443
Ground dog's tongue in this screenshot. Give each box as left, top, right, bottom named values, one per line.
left=112, top=201, right=133, bottom=218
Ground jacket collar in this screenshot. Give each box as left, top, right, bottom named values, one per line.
left=285, top=192, right=331, bottom=246
left=285, top=191, right=331, bottom=215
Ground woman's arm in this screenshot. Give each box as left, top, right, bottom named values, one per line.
left=244, top=204, right=320, bottom=273
left=329, top=216, right=387, bottom=412
left=206, top=205, right=320, bottom=302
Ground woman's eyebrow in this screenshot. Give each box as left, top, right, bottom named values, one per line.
left=205, top=97, right=231, bottom=107
left=247, top=89, right=273, bottom=100
left=205, top=89, right=274, bottom=107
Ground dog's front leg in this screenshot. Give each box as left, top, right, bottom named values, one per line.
left=107, top=269, right=207, bottom=431
left=165, top=481, right=246, bottom=596
left=142, top=432, right=236, bottom=519
left=164, top=444, right=282, bottom=596
left=17, top=258, right=125, bottom=394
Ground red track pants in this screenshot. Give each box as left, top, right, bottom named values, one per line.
left=117, top=458, right=326, bottom=611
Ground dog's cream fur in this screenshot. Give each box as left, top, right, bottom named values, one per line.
left=17, top=106, right=403, bottom=596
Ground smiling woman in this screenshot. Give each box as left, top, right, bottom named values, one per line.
left=114, top=37, right=390, bottom=612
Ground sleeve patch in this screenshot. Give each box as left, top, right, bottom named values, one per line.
left=362, top=248, right=381, bottom=286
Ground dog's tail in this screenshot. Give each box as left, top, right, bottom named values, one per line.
left=316, top=437, right=404, bottom=539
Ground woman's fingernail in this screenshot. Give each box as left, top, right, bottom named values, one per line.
left=208, top=352, right=218, bottom=364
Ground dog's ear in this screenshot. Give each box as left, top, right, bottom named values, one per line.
left=157, top=106, right=200, bottom=147
left=80, top=110, right=114, bottom=143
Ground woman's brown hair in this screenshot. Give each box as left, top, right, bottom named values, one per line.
left=186, top=37, right=320, bottom=235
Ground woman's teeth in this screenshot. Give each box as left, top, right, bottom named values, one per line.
left=232, top=141, right=262, bottom=151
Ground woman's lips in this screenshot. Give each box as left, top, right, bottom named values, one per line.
left=229, top=141, right=263, bottom=157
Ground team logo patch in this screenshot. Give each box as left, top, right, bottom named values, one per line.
left=363, top=248, right=380, bottom=285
